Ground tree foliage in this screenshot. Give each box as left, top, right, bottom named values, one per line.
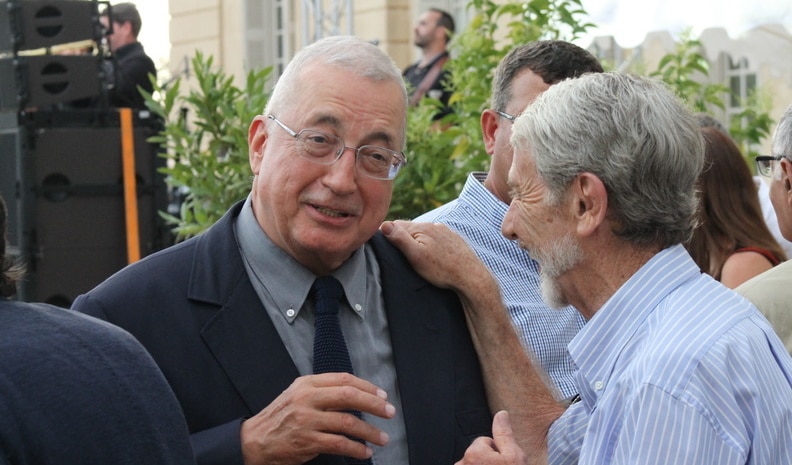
left=143, top=52, right=273, bottom=240
left=146, top=1, right=775, bottom=237
left=393, top=0, right=594, bottom=219
left=647, top=29, right=773, bottom=157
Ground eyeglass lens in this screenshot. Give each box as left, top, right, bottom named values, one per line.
left=296, top=129, right=401, bottom=180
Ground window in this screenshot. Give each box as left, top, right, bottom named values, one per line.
left=244, top=0, right=290, bottom=75
left=725, top=55, right=757, bottom=124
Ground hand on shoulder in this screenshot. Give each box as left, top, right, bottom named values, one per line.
left=380, top=220, right=497, bottom=294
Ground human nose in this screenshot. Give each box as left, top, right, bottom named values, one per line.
left=501, top=204, right=517, bottom=240
left=322, top=146, right=359, bottom=191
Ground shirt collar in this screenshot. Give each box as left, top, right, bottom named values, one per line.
left=460, top=172, right=509, bottom=227
left=567, top=245, right=700, bottom=396
left=236, top=195, right=369, bottom=323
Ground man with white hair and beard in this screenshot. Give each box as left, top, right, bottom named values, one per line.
left=381, top=72, right=792, bottom=464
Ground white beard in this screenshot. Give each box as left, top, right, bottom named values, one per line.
left=535, top=234, right=582, bottom=309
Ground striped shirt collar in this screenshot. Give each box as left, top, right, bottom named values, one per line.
left=568, top=245, right=699, bottom=400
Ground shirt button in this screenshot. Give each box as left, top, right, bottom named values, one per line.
left=594, top=381, right=604, bottom=391
left=286, top=309, right=295, bottom=318
left=354, top=304, right=362, bottom=312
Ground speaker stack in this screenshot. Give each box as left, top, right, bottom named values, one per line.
left=1, top=1, right=171, bottom=306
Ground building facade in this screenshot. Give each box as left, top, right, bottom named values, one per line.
left=590, top=23, right=792, bottom=152
left=166, top=1, right=792, bottom=149
left=168, top=0, right=469, bottom=85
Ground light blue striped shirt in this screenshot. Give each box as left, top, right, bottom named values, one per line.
left=416, top=172, right=585, bottom=399
left=548, top=245, right=792, bottom=464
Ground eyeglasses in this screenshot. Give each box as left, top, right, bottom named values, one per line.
left=755, top=155, right=786, bottom=179
left=267, top=114, right=407, bottom=180
left=494, top=110, right=517, bottom=123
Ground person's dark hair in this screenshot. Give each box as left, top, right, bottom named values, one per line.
left=429, top=8, right=455, bottom=43
left=695, top=112, right=729, bottom=135
left=101, top=2, right=143, bottom=37
left=491, top=40, right=604, bottom=112
left=685, top=126, right=786, bottom=279
left=1, top=196, right=24, bottom=297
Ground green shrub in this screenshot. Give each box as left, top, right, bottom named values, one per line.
left=143, top=52, right=273, bottom=240
left=146, top=2, right=773, bottom=235
left=647, top=29, right=773, bottom=158
left=392, top=0, right=594, bottom=219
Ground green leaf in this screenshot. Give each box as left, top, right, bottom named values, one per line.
left=143, top=52, right=274, bottom=241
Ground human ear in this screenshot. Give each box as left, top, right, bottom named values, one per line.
left=481, top=109, right=500, bottom=156
left=248, top=115, right=268, bottom=173
left=571, top=172, right=608, bottom=237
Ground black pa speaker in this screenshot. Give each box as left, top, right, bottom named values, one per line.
left=0, top=0, right=102, bottom=53
left=0, top=116, right=25, bottom=254
left=0, top=55, right=103, bottom=110
left=16, top=123, right=169, bottom=306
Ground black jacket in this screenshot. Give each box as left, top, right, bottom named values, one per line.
left=105, top=42, right=156, bottom=108
left=73, top=200, right=492, bottom=465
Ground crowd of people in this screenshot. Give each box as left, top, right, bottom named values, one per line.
left=2, top=5, right=792, bottom=465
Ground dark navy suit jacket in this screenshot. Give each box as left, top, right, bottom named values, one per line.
left=0, top=298, right=194, bottom=464
left=73, top=201, right=492, bottom=465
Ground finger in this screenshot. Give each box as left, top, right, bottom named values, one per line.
left=309, top=372, right=389, bottom=399
left=455, top=436, right=499, bottom=465
left=314, top=429, right=376, bottom=460
left=315, top=410, right=390, bottom=447
left=381, top=221, right=443, bottom=268
left=489, top=411, right=526, bottom=463
left=380, top=220, right=417, bottom=248
left=491, top=410, right=515, bottom=452
left=304, top=373, right=395, bottom=419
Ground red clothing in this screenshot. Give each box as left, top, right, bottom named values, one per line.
left=734, top=246, right=782, bottom=266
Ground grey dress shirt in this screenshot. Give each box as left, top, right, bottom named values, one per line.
left=235, top=196, right=407, bottom=464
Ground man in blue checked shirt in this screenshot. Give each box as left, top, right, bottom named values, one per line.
left=415, top=40, right=602, bottom=401
left=382, top=72, right=792, bottom=464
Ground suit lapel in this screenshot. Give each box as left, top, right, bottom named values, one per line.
left=184, top=210, right=467, bottom=463
left=371, top=232, right=456, bottom=464
left=191, top=202, right=301, bottom=414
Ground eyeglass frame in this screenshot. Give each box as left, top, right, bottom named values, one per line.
left=755, top=155, right=790, bottom=179
left=494, top=110, right=518, bottom=122
left=266, top=114, right=407, bottom=181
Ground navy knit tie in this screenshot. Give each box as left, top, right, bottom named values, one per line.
left=311, top=276, right=372, bottom=465
left=312, top=276, right=353, bottom=375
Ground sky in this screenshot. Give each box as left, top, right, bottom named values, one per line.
left=132, top=0, right=792, bottom=69
left=578, top=0, right=792, bottom=47
left=133, top=0, right=171, bottom=69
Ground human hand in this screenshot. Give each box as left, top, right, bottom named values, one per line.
left=455, top=411, right=528, bottom=465
left=240, top=373, right=395, bottom=465
left=380, top=220, right=493, bottom=292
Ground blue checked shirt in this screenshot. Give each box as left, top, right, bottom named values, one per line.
left=549, top=245, right=792, bottom=464
left=416, top=172, right=585, bottom=399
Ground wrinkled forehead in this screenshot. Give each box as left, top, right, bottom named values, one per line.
left=507, top=144, right=539, bottom=186
left=289, top=64, right=406, bottom=145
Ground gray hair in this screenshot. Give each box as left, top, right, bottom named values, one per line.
left=774, top=105, right=792, bottom=160
left=264, top=35, right=408, bottom=148
left=511, top=72, right=705, bottom=248
left=491, top=40, right=603, bottom=112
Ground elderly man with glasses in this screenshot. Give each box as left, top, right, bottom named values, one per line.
left=738, top=106, right=792, bottom=354
left=72, top=35, right=492, bottom=465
